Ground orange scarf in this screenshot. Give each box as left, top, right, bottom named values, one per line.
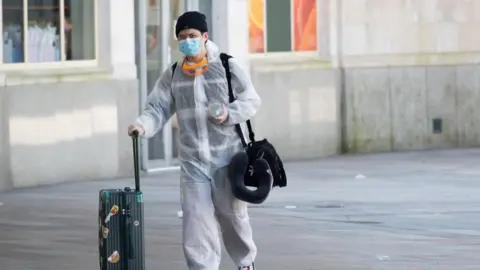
left=182, top=57, right=209, bottom=76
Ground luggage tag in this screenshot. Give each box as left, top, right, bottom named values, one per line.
left=108, top=251, right=120, bottom=263
left=104, top=205, right=119, bottom=223
left=101, top=225, right=109, bottom=238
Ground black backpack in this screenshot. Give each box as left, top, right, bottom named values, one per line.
left=172, top=53, right=287, bottom=189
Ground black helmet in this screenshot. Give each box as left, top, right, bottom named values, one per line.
left=228, top=152, right=273, bottom=204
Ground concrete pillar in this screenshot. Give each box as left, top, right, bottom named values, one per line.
left=211, top=0, right=249, bottom=71
left=109, top=0, right=137, bottom=79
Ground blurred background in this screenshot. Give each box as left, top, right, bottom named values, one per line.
left=0, top=0, right=479, bottom=190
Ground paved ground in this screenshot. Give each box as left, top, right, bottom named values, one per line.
left=1, top=149, right=480, bottom=270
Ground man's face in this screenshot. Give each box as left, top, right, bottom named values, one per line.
left=177, top=29, right=208, bottom=44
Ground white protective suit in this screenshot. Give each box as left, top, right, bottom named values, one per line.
left=136, top=41, right=261, bottom=269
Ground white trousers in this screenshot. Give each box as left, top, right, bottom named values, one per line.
left=180, top=164, right=257, bottom=270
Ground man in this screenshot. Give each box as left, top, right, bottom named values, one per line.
left=128, top=11, right=261, bottom=270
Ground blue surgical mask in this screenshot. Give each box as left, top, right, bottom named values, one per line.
left=179, top=38, right=202, bottom=56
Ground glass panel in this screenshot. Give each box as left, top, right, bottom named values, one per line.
left=265, top=0, right=291, bottom=52
left=170, top=0, right=183, bottom=161
left=248, top=0, right=265, bottom=53
left=66, top=0, right=96, bottom=60
left=146, top=0, right=162, bottom=160
left=293, top=0, right=317, bottom=51
left=26, top=0, right=61, bottom=63
left=146, top=0, right=183, bottom=162
left=198, top=0, right=212, bottom=41
left=3, top=0, right=25, bottom=63
left=170, top=0, right=184, bottom=64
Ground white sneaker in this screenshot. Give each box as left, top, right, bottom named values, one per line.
left=238, top=262, right=255, bottom=270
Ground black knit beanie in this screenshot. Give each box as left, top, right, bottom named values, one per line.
left=175, top=11, right=208, bottom=38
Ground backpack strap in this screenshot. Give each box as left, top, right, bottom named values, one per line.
left=169, top=63, right=178, bottom=101
left=171, top=62, right=178, bottom=78
left=220, top=53, right=255, bottom=148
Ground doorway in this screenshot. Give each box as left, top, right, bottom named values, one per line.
left=135, top=0, right=213, bottom=172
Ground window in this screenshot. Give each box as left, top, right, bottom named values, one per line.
left=2, top=0, right=96, bottom=64
left=248, top=0, right=317, bottom=53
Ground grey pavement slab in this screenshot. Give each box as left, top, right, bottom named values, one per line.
left=1, top=149, right=480, bottom=269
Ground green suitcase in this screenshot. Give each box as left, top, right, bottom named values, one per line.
left=98, top=133, right=145, bottom=270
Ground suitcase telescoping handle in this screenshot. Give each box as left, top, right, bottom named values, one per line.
left=131, top=131, right=140, bottom=191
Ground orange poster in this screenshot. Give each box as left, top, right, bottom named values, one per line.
left=248, top=0, right=265, bottom=53
left=293, top=0, right=317, bottom=51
